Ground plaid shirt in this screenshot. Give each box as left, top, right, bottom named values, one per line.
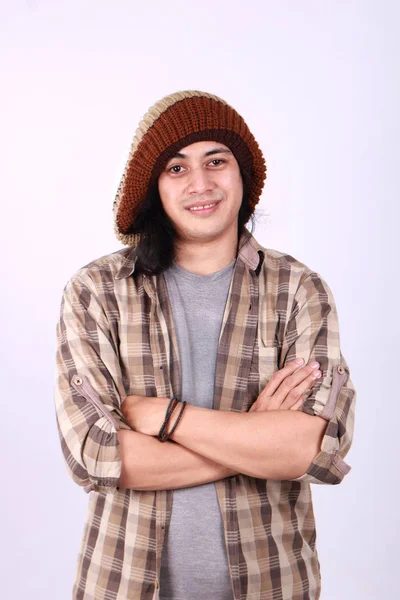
left=55, top=232, right=356, bottom=600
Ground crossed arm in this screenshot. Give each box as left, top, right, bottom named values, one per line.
left=117, top=412, right=327, bottom=491
left=117, top=360, right=327, bottom=490
left=117, top=429, right=238, bottom=491
left=56, top=273, right=355, bottom=494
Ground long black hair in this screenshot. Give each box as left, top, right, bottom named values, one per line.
left=129, top=170, right=255, bottom=276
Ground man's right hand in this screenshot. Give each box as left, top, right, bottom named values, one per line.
left=249, top=359, right=321, bottom=413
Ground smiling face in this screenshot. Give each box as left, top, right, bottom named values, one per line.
left=157, top=140, right=244, bottom=245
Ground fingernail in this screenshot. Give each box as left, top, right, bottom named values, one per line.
left=295, top=358, right=304, bottom=365
left=311, top=362, right=320, bottom=369
left=313, top=370, right=321, bottom=378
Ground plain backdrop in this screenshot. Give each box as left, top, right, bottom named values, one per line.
left=1, top=1, right=398, bottom=598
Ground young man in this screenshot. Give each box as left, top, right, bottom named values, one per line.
left=55, top=90, right=356, bottom=600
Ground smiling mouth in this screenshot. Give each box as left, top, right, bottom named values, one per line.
left=186, top=199, right=221, bottom=213
left=189, top=202, right=217, bottom=211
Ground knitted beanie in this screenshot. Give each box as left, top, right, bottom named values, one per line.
left=113, top=90, right=267, bottom=246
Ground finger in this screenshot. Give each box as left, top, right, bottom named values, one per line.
left=280, top=371, right=320, bottom=409
left=289, top=397, right=305, bottom=410
left=249, top=398, right=263, bottom=412
left=281, top=385, right=314, bottom=410
left=259, top=358, right=308, bottom=399
left=290, top=385, right=314, bottom=410
left=266, top=370, right=320, bottom=411
left=266, top=364, right=321, bottom=408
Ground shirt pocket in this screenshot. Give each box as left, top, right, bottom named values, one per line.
left=258, top=346, right=279, bottom=394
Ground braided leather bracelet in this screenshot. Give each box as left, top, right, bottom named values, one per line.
left=163, top=401, right=187, bottom=442
left=157, top=396, right=179, bottom=441
left=158, top=398, right=187, bottom=442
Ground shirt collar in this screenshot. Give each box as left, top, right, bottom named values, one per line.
left=114, top=230, right=264, bottom=280
left=237, top=230, right=265, bottom=274
left=114, top=247, right=137, bottom=280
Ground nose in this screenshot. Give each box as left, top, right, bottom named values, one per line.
left=186, top=166, right=214, bottom=195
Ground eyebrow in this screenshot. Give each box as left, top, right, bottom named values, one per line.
left=169, top=147, right=233, bottom=160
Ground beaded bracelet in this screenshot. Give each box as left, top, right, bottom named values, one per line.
left=157, top=396, right=179, bottom=442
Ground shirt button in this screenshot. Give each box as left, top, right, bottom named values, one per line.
left=337, top=365, right=345, bottom=375
left=73, top=375, right=83, bottom=385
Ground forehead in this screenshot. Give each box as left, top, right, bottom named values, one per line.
left=179, top=140, right=230, bottom=152
left=168, top=140, right=233, bottom=160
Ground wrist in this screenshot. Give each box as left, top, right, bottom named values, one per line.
left=158, top=397, right=188, bottom=442
left=122, top=394, right=170, bottom=436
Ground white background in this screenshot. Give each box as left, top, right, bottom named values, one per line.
left=1, top=1, right=398, bottom=598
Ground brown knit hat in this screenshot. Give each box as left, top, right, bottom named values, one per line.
left=113, top=90, right=267, bottom=246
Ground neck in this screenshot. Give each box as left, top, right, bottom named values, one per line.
left=175, top=232, right=239, bottom=275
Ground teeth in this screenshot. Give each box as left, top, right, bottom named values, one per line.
left=189, top=203, right=216, bottom=211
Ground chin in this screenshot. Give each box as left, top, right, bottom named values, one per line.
left=185, top=224, right=235, bottom=243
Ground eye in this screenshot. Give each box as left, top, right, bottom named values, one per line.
left=209, top=159, right=225, bottom=167
left=167, top=164, right=184, bottom=174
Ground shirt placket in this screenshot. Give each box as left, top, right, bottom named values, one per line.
left=144, top=274, right=180, bottom=595
left=213, top=260, right=260, bottom=600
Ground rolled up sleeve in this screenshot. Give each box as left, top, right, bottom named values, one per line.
left=282, top=271, right=357, bottom=485
left=55, top=275, right=131, bottom=494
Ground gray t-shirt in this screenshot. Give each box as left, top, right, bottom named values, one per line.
left=159, top=259, right=236, bottom=600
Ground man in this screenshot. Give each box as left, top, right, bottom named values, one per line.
left=55, top=90, right=356, bottom=600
